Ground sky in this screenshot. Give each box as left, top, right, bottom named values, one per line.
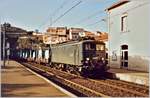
left=0, top=0, right=118, bottom=32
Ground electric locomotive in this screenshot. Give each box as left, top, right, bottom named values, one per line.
left=50, top=40, right=109, bottom=76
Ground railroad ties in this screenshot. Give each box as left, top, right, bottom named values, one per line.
left=20, top=61, right=149, bottom=97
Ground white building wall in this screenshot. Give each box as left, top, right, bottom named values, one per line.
left=108, top=1, right=150, bottom=72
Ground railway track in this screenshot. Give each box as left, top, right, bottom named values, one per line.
left=20, top=61, right=149, bottom=97
left=94, top=79, right=149, bottom=94
left=22, top=62, right=106, bottom=97
left=88, top=79, right=149, bottom=97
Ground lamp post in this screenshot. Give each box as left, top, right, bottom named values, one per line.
left=3, top=25, right=6, bottom=67
left=108, top=12, right=111, bottom=68
left=6, top=42, right=10, bottom=64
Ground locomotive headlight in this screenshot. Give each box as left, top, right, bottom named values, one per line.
left=86, top=58, right=89, bottom=61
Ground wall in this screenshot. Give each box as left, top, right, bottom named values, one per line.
left=108, top=1, right=150, bottom=72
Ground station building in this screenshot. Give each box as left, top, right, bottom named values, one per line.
left=106, top=0, right=150, bottom=72
left=1, top=23, right=27, bottom=59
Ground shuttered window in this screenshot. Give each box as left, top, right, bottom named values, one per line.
left=121, top=15, right=127, bottom=32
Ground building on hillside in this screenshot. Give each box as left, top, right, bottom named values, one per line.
left=32, top=32, right=44, bottom=43
left=69, top=28, right=84, bottom=40
left=106, top=0, right=150, bottom=72
left=46, top=27, right=58, bottom=44
left=84, top=31, right=95, bottom=38
left=95, top=32, right=108, bottom=42
left=46, top=27, right=68, bottom=44
left=57, top=27, right=68, bottom=43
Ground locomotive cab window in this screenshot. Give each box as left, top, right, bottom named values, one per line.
left=96, top=44, right=105, bottom=51
left=84, top=43, right=95, bottom=50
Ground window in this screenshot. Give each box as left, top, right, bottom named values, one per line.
left=121, top=45, right=128, bottom=50
left=85, top=44, right=89, bottom=50
left=106, top=53, right=108, bottom=59
left=84, top=43, right=95, bottom=50
left=121, top=15, right=127, bottom=32
left=96, top=44, right=105, bottom=51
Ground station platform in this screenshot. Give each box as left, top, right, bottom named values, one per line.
left=1, top=60, right=75, bottom=97
left=107, top=68, right=149, bottom=86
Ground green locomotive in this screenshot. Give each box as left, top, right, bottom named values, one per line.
left=50, top=40, right=109, bottom=76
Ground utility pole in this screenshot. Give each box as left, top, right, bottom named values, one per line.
left=108, top=12, right=111, bottom=68
left=6, top=42, right=10, bottom=64
left=50, top=16, right=52, bottom=27
left=3, top=24, right=6, bottom=67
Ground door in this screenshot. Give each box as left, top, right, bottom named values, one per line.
left=121, top=45, right=128, bottom=69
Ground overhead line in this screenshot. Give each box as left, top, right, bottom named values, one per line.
left=38, top=0, right=70, bottom=30
left=51, top=0, right=82, bottom=26
left=71, top=0, right=113, bottom=26
left=52, top=0, right=69, bottom=18
left=84, top=1, right=150, bottom=28
left=85, top=17, right=106, bottom=27
left=73, top=10, right=104, bottom=25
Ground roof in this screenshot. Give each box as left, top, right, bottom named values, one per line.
left=106, top=0, right=130, bottom=11
left=51, top=40, right=104, bottom=47
left=57, top=27, right=67, bottom=29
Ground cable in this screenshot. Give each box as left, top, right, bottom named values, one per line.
left=52, top=0, right=69, bottom=18
left=71, top=0, right=113, bottom=26
left=50, top=0, right=82, bottom=26
left=39, top=0, right=110, bottom=30
left=38, top=0, right=70, bottom=30
left=84, top=1, right=150, bottom=28
left=85, top=17, right=107, bottom=27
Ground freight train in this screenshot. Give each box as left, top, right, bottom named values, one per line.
left=18, top=40, right=109, bottom=77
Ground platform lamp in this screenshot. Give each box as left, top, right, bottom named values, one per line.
left=6, top=42, right=10, bottom=64
left=2, top=24, right=6, bottom=67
